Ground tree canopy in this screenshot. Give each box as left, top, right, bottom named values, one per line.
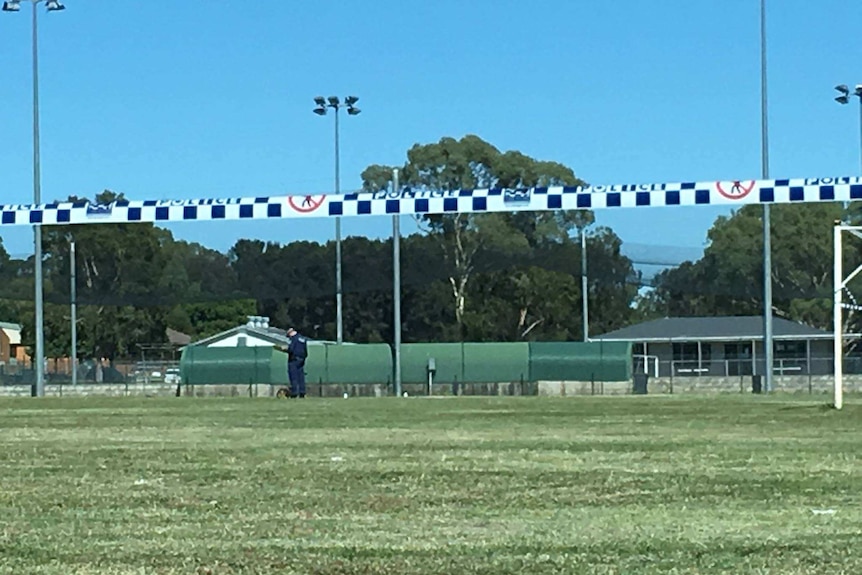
left=0, top=135, right=853, bottom=367
left=361, top=135, right=627, bottom=339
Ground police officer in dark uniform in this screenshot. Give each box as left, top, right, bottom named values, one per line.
left=286, top=327, right=308, bottom=398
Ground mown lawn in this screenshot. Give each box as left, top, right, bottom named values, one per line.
left=0, top=394, right=860, bottom=574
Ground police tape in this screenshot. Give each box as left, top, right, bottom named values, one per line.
left=0, top=176, right=859, bottom=227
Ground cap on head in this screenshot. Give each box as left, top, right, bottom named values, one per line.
left=287, top=327, right=297, bottom=336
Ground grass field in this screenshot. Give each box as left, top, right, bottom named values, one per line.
left=1, top=394, right=861, bottom=574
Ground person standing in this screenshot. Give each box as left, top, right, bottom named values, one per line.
left=285, top=327, right=308, bottom=398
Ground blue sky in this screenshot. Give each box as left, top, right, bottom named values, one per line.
left=0, top=0, right=860, bottom=268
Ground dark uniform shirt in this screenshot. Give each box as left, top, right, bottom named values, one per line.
left=287, top=333, right=308, bottom=362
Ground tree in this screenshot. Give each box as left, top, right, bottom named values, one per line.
left=362, top=135, right=595, bottom=339
left=41, top=191, right=199, bottom=362
left=459, top=227, right=639, bottom=341
left=643, top=202, right=860, bottom=338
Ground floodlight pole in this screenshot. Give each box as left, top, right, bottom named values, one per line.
left=760, top=0, right=774, bottom=393
left=4, top=0, right=65, bottom=396
left=70, top=237, right=76, bottom=385
left=581, top=227, right=588, bottom=342
left=313, top=96, right=360, bottom=344
left=334, top=106, right=342, bottom=344
left=392, top=168, right=402, bottom=397
left=32, top=0, right=45, bottom=396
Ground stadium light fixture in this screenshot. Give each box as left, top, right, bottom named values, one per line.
left=834, top=83, right=862, bottom=175
left=2, top=1, right=21, bottom=12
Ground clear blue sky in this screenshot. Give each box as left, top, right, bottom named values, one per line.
left=0, top=0, right=860, bottom=266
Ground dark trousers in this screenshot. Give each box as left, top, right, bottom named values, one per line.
left=288, top=360, right=306, bottom=396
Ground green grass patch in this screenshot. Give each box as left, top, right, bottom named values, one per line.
left=0, top=395, right=860, bottom=574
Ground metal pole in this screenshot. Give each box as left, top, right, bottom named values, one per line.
left=32, top=2, right=45, bottom=397
left=858, top=95, right=862, bottom=174
left=581, top=228, right=588, bottom=342
left=70, top=239, right=76, bottom=385
left=392, top=169, right=402, bottom=397
left=334, top=106, right=343, bottom=344
left=833, top=223, right=843, bottom=409
left=760, top=0, right=773, bottom=394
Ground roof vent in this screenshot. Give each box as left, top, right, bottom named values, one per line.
left=246, top=315, right=270, bottom=329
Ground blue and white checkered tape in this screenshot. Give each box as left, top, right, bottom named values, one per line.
left=1, top=176, right=860, bottom=227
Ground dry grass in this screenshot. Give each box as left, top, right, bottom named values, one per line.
left=0, top=394, right=860, bottom=574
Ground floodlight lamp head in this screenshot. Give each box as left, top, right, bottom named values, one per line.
left=313, top=107, right=326, bottom=116
left=855, top=85, right=862, bottom=97
left=45, top=0, right=65, bottom=11
left=345, top=96, right=359, bottom=106
left=835, top=84, right=850, bottom=96
left=313, top=96, right=326, bottom=106
left=347, top=107, right=361, bottom=116
left=327, top=96, right=340, bottom=106
left=836, top=95, right=850, bottom=105
left=1, top=1, right=21, bottom=12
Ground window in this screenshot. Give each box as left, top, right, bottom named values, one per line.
left=775, top=341, right=805, bottom=358
left=672, top=343, right=711, bottom=362
left=724, top=342, right=753, bottom=376
left=672, top=342, right=712, bottom=375
left=724, top=343, right=752, bottom=359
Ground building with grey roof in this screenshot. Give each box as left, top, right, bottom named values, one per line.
left=593, top=316, right=839, bottom=378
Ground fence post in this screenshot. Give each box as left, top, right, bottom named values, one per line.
left=669, top=361, right=674, bottom=394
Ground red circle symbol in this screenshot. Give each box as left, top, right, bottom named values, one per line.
left=288, top=195, right=326, bottom=213
left=715, top=180, right=755, bottom=200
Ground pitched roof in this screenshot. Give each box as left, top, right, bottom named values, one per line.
left=593, top=316, right=832, bottom=342
left=189, top=325, right=291, bottom=347
left=186, top=324, right=341, bottom=348
left=165, top=327, right=192, bottom=346
left=0, top=322, right=21, bottom=345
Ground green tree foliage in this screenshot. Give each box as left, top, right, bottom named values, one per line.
left=0, top=136, right=649, bottom=360
left=361, top=135, right=614, bottom=339
left=643, top=203, right=861, bottom=337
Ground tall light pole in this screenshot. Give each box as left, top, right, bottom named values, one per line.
left=3, top=0, right=65, bottom=397
left=581, top=228, right=588, bottom=342
left=760, top=0, right=774, bottom=393
left=314, top=95, right=360, bottom=344
left=69, top=236, right=76, bottom=385
left=392, top=168, right=402, bottom=397
left=834, top=84, right=862, bottom=173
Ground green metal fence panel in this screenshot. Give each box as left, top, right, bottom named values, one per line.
left=401, top=343, right=463, bottom=384
left=462, top=343, right=530, bottom=383
left=324, top=344, right=392, bottom=384
left=180, top=346, right=289, bottom=385
left=268, top=348, right=290, bottom=386
left=529, top=341, right=631, bottom=382
left=303, top=344, right=328, bottom=386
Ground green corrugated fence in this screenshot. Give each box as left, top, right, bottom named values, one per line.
left=529, top=341, right=632, bottom=382
left=181, top=343, right=392, bottom=386
left=180, top=341, right=631, bottom=387
left=179, top=346, right=289, bottom=386
left=400, top=343, right=531, bottom=384
left=308, top=344, right=393, bottom=385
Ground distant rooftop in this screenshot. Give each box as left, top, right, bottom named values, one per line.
left=594, top=316, right=833, bottom=342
